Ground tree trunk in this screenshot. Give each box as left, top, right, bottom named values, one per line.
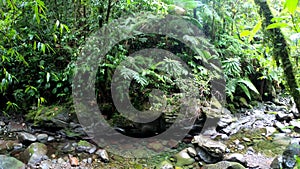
left=254, top=0, right=300, bottom=112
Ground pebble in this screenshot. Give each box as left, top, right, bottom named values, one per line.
left=95, top=149, right=109, bottom=162
left=37, top=133, right=48, bottom=143
left=69, top=155, right=79, bottom=166
left=0, top=121, right=5, bottom=126
left=17, top=132, right=37, bottom=142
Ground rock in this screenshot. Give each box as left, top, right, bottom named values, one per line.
left=242, top=137, right=251, bottom=142
left=0, top=155, right=26, bottom=169
left=276, top=111, right=293, bottom=121
left=265, top=126, right=277, bottom=136
left=282, top=143, right=300, bottom=168
left=47, top=136, right=55, bottom=142
left=17, top=132, right=37, bottom=142
left=21, top=142, right=48, bottom=167
left=40, top=160, right=52, bottom=169
left=274, top=121, right=292, bottom=133
left=224, top=153, right=246, bottom=165
left=196, top=147, right=219, bottom=164
left=244, top=152, right=274, bottom=168
left=76, top=140, right=96, bottom=154
left=157, top=160, right=174, bottom=169
left=69, top=154, right=79, bottom=166
left=96, top=149, right=109, bottom=162
left=37, top=133, right=48, bottom=143
left=173, top=148, right=195, bottom=166
left=270, top=155, right=283, bottom=169
left=217, top=114, right=234, bottom=128
left=202, top=161, right=246, bottom=169
left=192, top=134, right=227, bottom=158
left=0, top=121, right=5, bottom=127
left=7, top=122, right=28, bottom=132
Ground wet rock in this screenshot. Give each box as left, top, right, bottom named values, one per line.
left=195, top=147, right=219, bottom=164
left=47, top=136, right=55, bottom=142
left=192, top=134, right=227, bottom=158
left=76, top=140, right=96, bottom=154
left=21, top=142, right=48, bottom=167
left=202, top=161, right=246, bottom=169
left=0, top=155, right=26, bottom=169
left=224, top=153, right=246, bottom=165
left=217, top=114, right=234, bottom=128
left=7, top=122, right=28, bottom=132
left=276, top=111, right=293, bottom=121
left=173, top=148, right=195, bottom=166
left=59, top=142, right=75, bottom=153
left=157, top=160, right=174, bottom=169
left=96, top=149, right=109, bottom=162
left=17, top=132, right=37, bottom=142
left=274, top=121, right=292, bottom=133
left=37, top=133, right=48, bottom=143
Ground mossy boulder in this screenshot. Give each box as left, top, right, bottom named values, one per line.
left=0, top=155, right=25, bottom=169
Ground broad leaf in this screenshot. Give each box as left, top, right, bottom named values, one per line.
left=284, top=0, right=299, bottom=14
left=266, top=22, right=289, bottom=29
left=237, top=78, right=260, bottom=94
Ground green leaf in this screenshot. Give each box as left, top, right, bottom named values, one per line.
left=284, top=0, right=299, bottom=14
left=248, top=20, right=262, bottom=43
left=237, top=78, right=260, bottom=94
left=238, top=83, right=251, bottom=100
left=266, top=22, right=289, bottom=29
left=240, top=30, right=251, bottom=37
left=127, top=0, right=131, bottom=4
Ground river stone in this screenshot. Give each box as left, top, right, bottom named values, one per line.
left=173, top=148, right=195, bottom=166
left=202, top=161, right=246, bottom=169
left=95, top=149, right=109, bottom=162
left=276, top=111, right=293, bottom=121
left=224, top=153, right=246, bottom=165
left=21, top=142, right=48, bottom=166
left=192, top=134, right=227, bottom=158
left=17, top=132, right=37, bottom=142
left=274, top=121, right=292, bottom=133
left=76, top=140, right=96, bottom=154
left=37, top=133, right=48, bottom=143
left=0, top=155, right=25, bottom=169
left=196, top=147, right=219, bottom=164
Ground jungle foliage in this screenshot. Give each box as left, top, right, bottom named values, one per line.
left=0, top=0, right=299, bottom=117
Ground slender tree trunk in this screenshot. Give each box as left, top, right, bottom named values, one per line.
left=254, top=0, right=300, bottom=112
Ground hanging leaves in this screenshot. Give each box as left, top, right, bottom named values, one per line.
left=284, top=0, right=299, bottom=15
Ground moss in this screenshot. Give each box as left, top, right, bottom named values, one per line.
left=26, top=105, right=68, bottom=126
left=77, top=140, right=91, bottom=147
left=226, top=128, right=285, bottom=157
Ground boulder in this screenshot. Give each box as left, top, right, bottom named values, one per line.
left=0, top=155, right=25, bottom=169
left=21, top=142, right=48, bottom=167
left=192, top=134, right=227, bottom=158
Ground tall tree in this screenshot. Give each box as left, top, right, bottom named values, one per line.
left=254, top=0, right=300, bottom=112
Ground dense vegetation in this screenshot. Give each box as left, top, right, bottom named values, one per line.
left=0, top=0, right=299, bottom=122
